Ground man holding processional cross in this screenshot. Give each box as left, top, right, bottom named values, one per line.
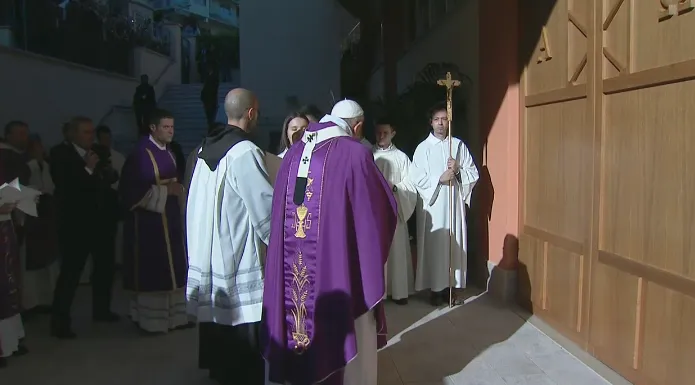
left=410, top=72, right=479, bottom=307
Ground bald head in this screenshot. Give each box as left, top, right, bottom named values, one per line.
left=224, top=88, right=257, bottom=120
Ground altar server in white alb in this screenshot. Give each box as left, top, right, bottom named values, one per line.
left=372, top=119, right=417, bottom=305
left=409, top=102, right=478, bottom=306
left=186, top=88, right=272, bottom=385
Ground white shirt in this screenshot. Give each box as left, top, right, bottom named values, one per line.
left=186, top=140, right=274, bottom=326
left=27, top=159, right=54, bottom=195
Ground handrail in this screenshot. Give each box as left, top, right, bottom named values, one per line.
left=341, top=21, right=361, bottom=52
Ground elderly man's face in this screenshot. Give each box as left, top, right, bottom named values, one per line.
left=352, top=118, right=365, bottom=139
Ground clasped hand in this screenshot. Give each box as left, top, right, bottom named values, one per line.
left=0, top=202, right=16, bottom=214
left=167, top=182, right=185, bottom=197
left=439, top=157, right=460, bottom=184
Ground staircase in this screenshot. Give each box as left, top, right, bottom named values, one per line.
left=158, top=82, right=238, bottom=156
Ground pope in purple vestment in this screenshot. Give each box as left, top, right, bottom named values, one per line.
left=120, top=135, right=187, bottom=293
left=262, top=115, right=398, bottom=384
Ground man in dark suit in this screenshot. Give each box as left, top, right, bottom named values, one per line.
left=50, top=116, right=120, bottom=339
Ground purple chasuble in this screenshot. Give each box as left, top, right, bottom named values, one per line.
left=0, top=163, right=21, bottom=321
left=120, top=136, right=187, bottom=292
left=262, top=122, right=398, bottom=384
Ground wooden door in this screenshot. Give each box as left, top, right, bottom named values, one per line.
left=518, top=1, right=695, bottom=384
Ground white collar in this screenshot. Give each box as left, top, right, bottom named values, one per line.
left=319, top=114, right=353, bottom=135
left=425, top=132, right=453, bottom=144
left=0, top=142, right=23, bottom=154
left=149, top=135, right=167, bottom=150
left=72, top=142, right=87, bottom=157
left=296, top=122, right=351, bottom=179
left=374, top=144, right=395, bottom=152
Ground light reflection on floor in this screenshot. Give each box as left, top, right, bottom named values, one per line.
left=1, top=286, right=610, bottom=385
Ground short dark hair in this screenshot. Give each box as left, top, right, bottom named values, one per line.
left=298, top=104, right=323, bottom=120
left=375, top=117, right=395, bottom=130
left=96, top=125, right=111, bottom=138
left=278, top=112, right=309, bottom=153
left=67, top=116, right=93, bottom=133
left=148, top=108, right=174, bottom=126
left=428, top=102, right=447, bottom=120
left=4, top=120, right=28, bottom=138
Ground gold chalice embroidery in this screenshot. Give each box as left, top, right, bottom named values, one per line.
left=293, top=204, right=311, bottom=238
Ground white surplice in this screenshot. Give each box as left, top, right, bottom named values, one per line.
left=409, top=133, right=479, bottom=292
left=0, top=210, right=24, bottom=357
left=373, top=145, right=417, bottom=300
left=23, top=159, right=59, bottom=310
left=186, top=140, right=273, bottom=327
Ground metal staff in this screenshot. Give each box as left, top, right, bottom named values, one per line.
left=437, top=72, right=460, bottom=308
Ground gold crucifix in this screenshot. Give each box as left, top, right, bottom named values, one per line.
left=437, top=71, right=460, bottom=309
left=437, top=72, right=461, bottom=122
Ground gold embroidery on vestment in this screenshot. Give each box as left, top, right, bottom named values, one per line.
left=291, top=251, right=310, bottom=349
left=306, top=177, right=314, bottom=201
left=293, top=204, right=311, bottom=238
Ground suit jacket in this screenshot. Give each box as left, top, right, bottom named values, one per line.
left=49, top=142, right=118, bottom=229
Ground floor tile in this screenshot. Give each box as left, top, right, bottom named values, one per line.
left=501, top=373, right=557, bottom=384
left=1, top=286, right=612, bottom=385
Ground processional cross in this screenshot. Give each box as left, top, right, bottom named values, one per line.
left=437, top=71, right=460, bottom=308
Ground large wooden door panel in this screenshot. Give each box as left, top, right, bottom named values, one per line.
left=520, top=0, right=592, bottom=345
left=520, top=0, right=695, bottom=383
left=592, top=80, right=695, bottom=384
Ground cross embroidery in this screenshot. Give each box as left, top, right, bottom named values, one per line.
left=302, top=156, right=309, bottom=164
left=307, top=134, right=315, bottom=142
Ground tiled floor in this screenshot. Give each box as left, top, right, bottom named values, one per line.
left=1, top=286, right=611, bottom=385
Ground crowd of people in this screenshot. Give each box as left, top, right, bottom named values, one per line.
left=0, top=89, right=479, bottom=385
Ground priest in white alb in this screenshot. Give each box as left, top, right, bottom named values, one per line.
left=409, top=102, right=479, bottom=306
left=373, top=119, right=417, bottom=305
left=186, top=88, right=272, bottom=385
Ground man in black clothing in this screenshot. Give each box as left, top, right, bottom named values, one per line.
left=201, top=68, right=220, bottom=129
left=133, top=74, right=157, bottom=135
left=50, top=116, right=120, bottom=339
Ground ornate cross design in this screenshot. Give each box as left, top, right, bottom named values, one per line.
left=437, top=72, right=461, bottom=122
left=302, top=156, right=309, bottom=164
left=306, top=133, right=316, bottom=142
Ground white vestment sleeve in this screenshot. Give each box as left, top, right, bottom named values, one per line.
left=233, top=148, right=273, bottom=245
left=140, top=185, right=168, bottom=213
left=395, top=155, right=418, bottom=222
left=457, top=143, right=479, bottom=206
left=409, top=144, right=438, bottom=203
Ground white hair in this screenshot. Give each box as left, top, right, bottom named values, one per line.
left=343, top=116, right=364, bottom=131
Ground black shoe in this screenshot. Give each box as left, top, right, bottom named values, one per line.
left=429, top=292, right=443, bottom=306
left=13, top=345, right=28, bottom=357
left=50, top=326, right=77, bottom=339
left=174, top=322, right=197, bottom=331
left=393, top=298, right=408, bottom=305
left=93, top=312, right=120, bottom=323
left=0, top=357, right=6, bottom=368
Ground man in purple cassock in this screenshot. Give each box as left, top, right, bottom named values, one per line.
left=120, top=108, right=190, bottom=334
left=262, top=100, right=398, bottom=385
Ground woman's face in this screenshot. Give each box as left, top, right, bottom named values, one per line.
left=287, top=117, right=308, bottom=145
